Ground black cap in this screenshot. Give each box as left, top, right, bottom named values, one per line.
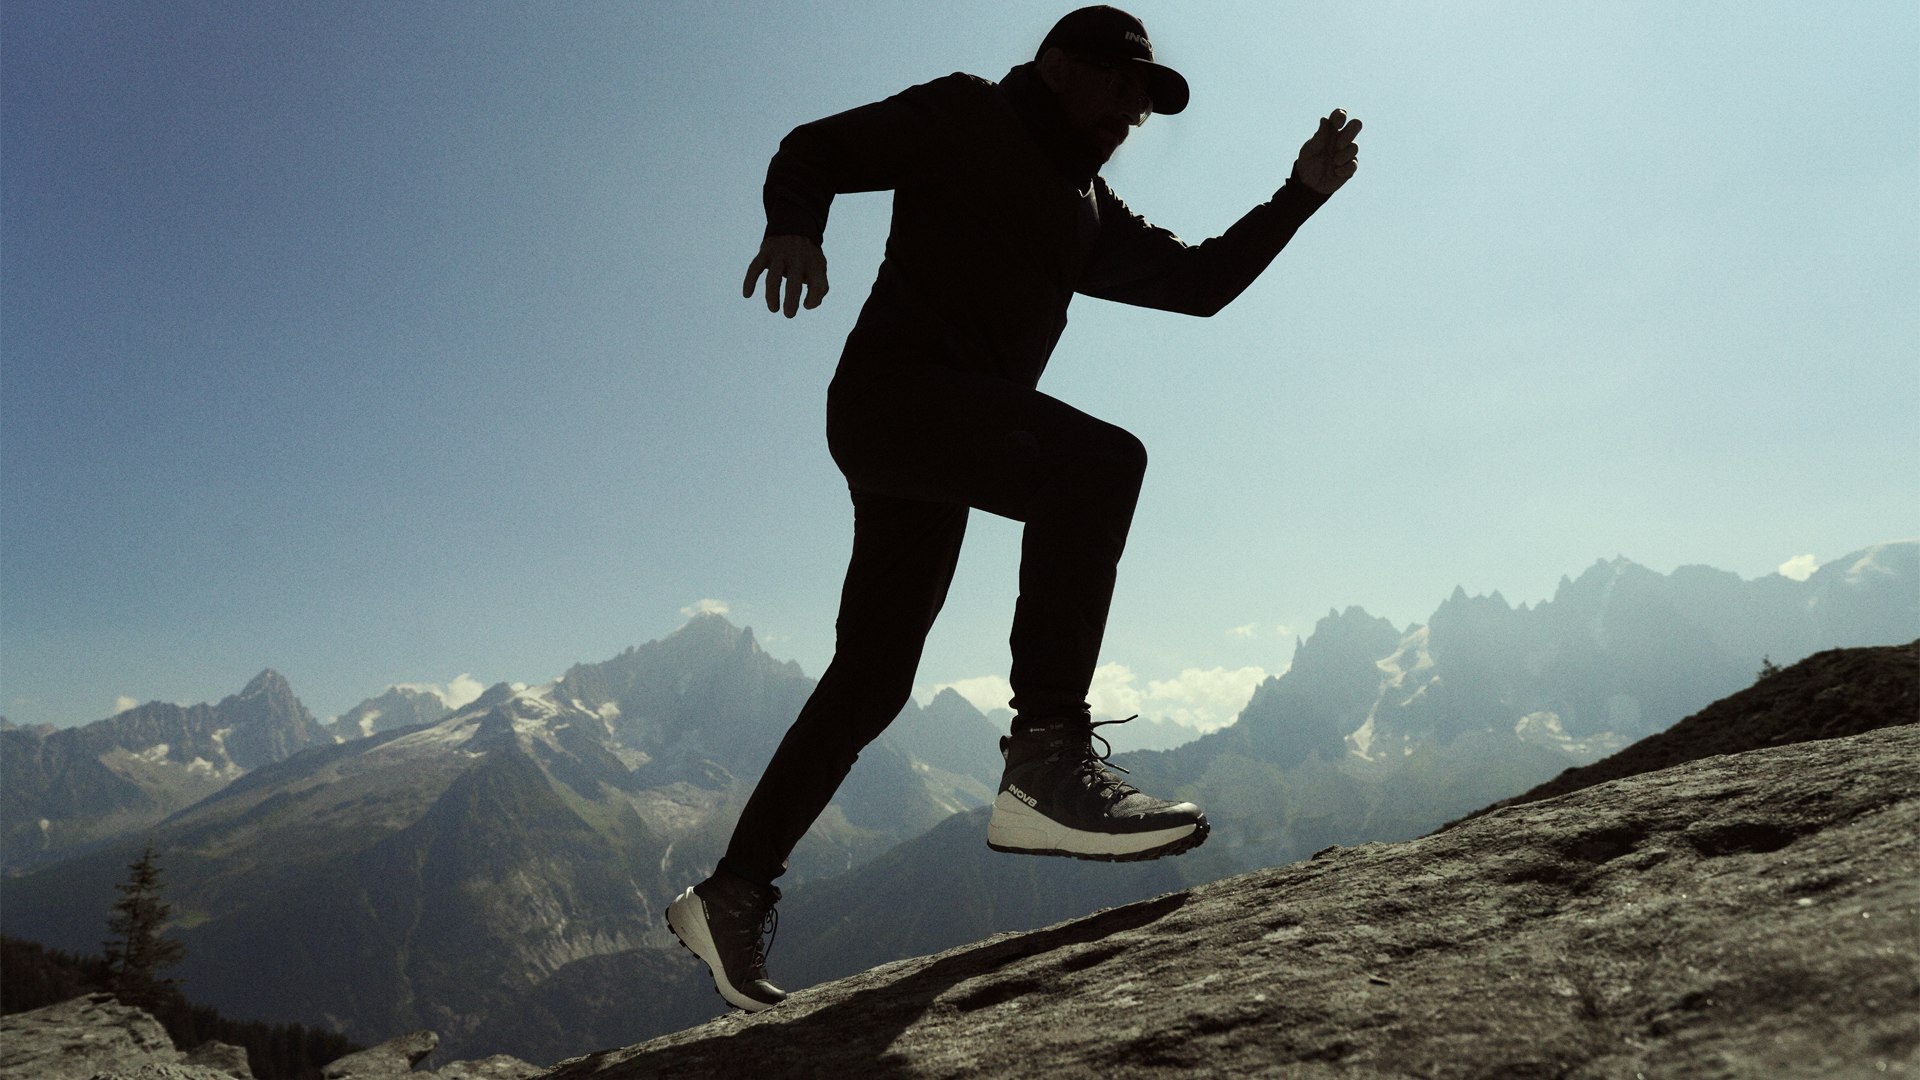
left=1036, top=6, right=1189, bottom=115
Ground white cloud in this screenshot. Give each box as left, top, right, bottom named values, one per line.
left=929, top=675, right=1014, bottom=715
left=1089, top=663, right=1269, bottom=735
left=1088, top=663, right=1143, bottom=720
left=443, top=674, right=485, bottom=709
left=394, top=674, right=487, bottom=710
left=1778, top=554, right=1819, bottom=582
left=1142, top=666, right=1269, bottom=733
left=930, top=661, right=1270, bottom=738
left=681, top=598, right=731, bottom=618
left=111, top=696, right=140, bottom=716
left=1227, top=623, right=1258, bottom=639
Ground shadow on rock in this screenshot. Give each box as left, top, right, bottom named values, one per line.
left=544, top=890, right=1191, bottom=1079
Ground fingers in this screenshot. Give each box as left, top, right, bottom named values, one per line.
left=1322, top=109, right=1360, bottom=171
left=1294, top=109, right=1361, bottom=195
left=799, top=260, right=828, bottom=316
left=776, top=252, right=828, bottom=318
left=742, top=252, right=770, bottom=300
left=781, top=260, right=802, bottom=317
left=744, top=236, right=829, bottom=317
left=1324, top=109, right=1360, bottom=147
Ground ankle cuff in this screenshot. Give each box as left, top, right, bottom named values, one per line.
left=1010, top=710, right=1093, bottom=738
left=716, top=857, right=779, bottom=893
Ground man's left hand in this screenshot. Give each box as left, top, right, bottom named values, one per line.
left=1292, top=109, right=1361, bottom=195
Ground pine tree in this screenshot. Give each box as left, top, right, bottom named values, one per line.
left=102, top=843, right=187, bottom=1011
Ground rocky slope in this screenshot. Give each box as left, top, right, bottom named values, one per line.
left=542, top=721, right=1919, bottom=1079
left=0, top=994, right=248, bottom=1080
left=767, top=627, right=1920, bottom=997
left=0, top=993, right=541, bottom=1080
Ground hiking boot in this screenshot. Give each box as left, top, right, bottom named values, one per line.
left=986, top=714, right=1209, bottom=861
left=666, top=868, right=787, bottom=1012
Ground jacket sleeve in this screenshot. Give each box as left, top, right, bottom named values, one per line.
left=761, top=74, right=982, bottom=244
left=1077, top=177, right=1332, bottom=316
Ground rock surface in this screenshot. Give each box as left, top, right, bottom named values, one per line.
left=542, top=723, right=1918, bottom=1079
left=322, top=1029, right=437, bottom=1078
left=0, top=994, right=211, bottom=1080
left=182, top=1040, right=255, bottom=1077
left=0, top=997, right=541, bottom=1080
left=428, top=1055, right=547, bottom=1079
left=81, top=1066, right=246, bottom=1080
left=317, top=1029, right=540, bottom=1080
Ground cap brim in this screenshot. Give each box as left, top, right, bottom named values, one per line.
left=1134, top=59, right=1189, bottom=115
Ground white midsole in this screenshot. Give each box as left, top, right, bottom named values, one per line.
left=985, top=790, right=1199, bottom=855
left=666, top=887, right=777, bottom=1013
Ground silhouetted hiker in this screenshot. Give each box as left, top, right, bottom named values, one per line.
left=668, top=5, right=1360, bottom=1013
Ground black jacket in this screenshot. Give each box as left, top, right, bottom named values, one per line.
left=763, top=63, right=1330, bottom=387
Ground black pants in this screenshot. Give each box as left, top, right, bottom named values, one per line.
left=722, top=355, right=1146, bottom=884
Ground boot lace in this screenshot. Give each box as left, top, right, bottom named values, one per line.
left=752, top=906, right=779, bottom=973
left=1078, top=715, right=1140, bottom=798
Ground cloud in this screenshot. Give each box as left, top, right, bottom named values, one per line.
left=1087, top=663, right=1144, bottom=719
left=681, top=598, right=731, bottom=618
left=929, top=675, right=1014, bottom=715
left=1226, top=623, right=1297, bottom=640
left=394, top=674, right=487, bottom=710
left=1090, top=663, right=1270, bottom=735
left=443, top=674, right=485, bottom=709
left=932, top=661, right=1271, bottom=737
left=111, top=696, right=140, bottom=716
left=1143, top=666, right=1269, bottom=733
left=1777, top=554, right=1819, bottom=582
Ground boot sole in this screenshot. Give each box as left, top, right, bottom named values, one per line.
left=984, top=791, right=1210, bottom=862
left=665, top=887, right=783, bottom=1013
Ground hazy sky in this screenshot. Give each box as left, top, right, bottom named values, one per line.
left=5, top=2, right=1915, bottom=741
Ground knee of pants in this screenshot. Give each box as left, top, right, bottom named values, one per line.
left=1065, top=425, right=1147, bottom=517
left=1111, top=427, right=1148, bottom=489
left=789, top=648, right=919, bottom=753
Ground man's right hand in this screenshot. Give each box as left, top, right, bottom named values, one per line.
left=1291, top=109, right=1361, bottom=196
left=743, top=234, right=829, bottom=318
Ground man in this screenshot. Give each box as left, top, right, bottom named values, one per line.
left=667, top=6, right=1359, bottom=1013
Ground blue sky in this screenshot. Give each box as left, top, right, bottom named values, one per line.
left=4, top=2, right=1915, bottom=741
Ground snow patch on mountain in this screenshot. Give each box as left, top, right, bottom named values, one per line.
left=1514, top=711, right=1630, bottom=758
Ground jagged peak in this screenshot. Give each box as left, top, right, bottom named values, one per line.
left=1288, top=606, right=1403, bottom=675
left=669, top=610, right=741, bottom=638
left=1316, top=604, right=1385, bottom=628
left=240, top=669, right=292, bottom=697
left=467, top=682, right=522, bottom=713
left=928, top=686, right=975, bottom=709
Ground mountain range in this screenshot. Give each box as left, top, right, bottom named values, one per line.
left=0, top=541, right=1912, bottom=1063
left=0, top=616, right=1003, bottom=1060
left=1, top=671, right=330, bottom=873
